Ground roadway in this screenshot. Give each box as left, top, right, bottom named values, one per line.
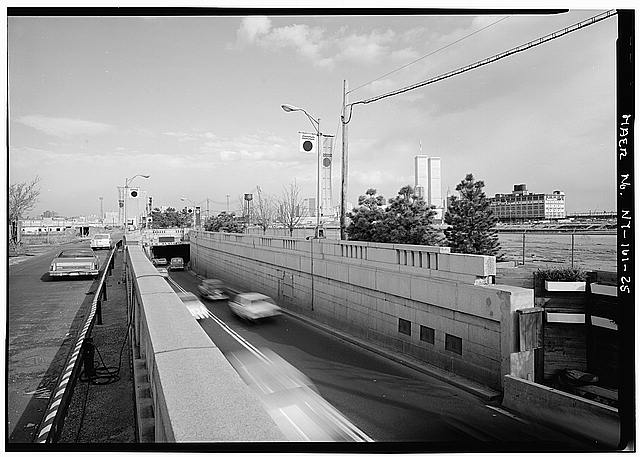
left=7, top=241, right=114, bottom=442
left=167, top=270, right=594, bottom=450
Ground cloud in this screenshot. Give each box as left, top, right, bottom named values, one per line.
left=236, top=16, right=272, bottom=45
left=400, top=27, right=428, bottom=44
left=335, top=29, right=395, bottom=64
left=230, top=20, right=401, bottom=69
left=264, top=24, right=330, bottom=66
left=390, top=47, right=421, bottom=62
left=17, top=115, right=113, bottom=138
left=162, top=129, right=302, bottom=166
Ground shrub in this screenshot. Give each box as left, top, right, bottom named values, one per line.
left=533, top=267, right=587, bottom=282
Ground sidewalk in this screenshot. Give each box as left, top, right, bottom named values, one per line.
left=57, top=248, right=136, bottom=444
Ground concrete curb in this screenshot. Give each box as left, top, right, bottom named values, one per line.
left=188, top=270, right=501, bottom=402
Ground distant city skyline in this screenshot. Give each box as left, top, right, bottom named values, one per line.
left=9, top=10, right=618, bottom=219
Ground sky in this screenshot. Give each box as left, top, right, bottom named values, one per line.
left=7, top=7, right=619, bottom=219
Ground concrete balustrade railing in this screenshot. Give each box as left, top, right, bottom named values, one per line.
left=124, top=243, right=284, bottom=442
left=207, top=231, right=495, bottom=284
left=190, top=230, right=530, bottom=390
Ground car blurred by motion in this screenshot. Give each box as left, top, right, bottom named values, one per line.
left=227, top=292, right=281, bottom=321
left=49, top=249, right=100, bottom=278
left=176, top=291, right=210, bottom=320
left=155, top=266, right=168, bottom=278
left=228, top=348, right=373, bottom=442
left=197, top=279, right=228, bottom=301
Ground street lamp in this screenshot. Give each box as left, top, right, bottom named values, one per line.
left=124, top=174, right=150, bottom=231
left=281, top=103, right=322, bottom=232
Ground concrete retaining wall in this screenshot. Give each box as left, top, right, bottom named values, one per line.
left=125, top=244, right=284, bottom=442
left=502, top=375, right=620, bottom=448
left=190, top=231, right=533, bottom=390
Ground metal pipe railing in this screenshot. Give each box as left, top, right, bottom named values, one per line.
left=35, top=239, right=123, bottom=444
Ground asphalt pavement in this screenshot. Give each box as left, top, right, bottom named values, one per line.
left=7, top=239, right=135, bottom=448
left=175, top=269, right=594, bottom=449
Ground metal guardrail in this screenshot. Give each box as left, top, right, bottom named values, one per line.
left=34, top=239, right=123, bottom=444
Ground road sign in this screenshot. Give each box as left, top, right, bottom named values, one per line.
left=299, top=132, right=316, bottom=154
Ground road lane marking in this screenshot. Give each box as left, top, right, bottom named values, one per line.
left=168, top=274, right=373, bottom=442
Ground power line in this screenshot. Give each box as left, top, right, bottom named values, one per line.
left=345, top=9, right=617, bottom=120
left=348, top=15, right=510, bottom=95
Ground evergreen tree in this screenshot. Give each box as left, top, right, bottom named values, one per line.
left=379, top=185, right=440, bottom=245
left=444, top=174, right=501, bottom=256
left=204, top=212, right=243, bottom=233
left=150, top=207, right=192, bottom=228
left=347, top=185, right=442, bottom=246
left=346, top=188, right=386, bottom=242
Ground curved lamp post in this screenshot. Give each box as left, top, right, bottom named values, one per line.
left=281, top=103, right=322, bottom=232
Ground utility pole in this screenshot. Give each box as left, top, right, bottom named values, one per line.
left=99, top=196, right=103, bottom=222
left=316, top=118, right=321, bottom=230
left=340, top=79, right=349, bottom=241
left=226, top=194, right=230, bottom=213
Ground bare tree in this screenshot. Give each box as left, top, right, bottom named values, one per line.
left=276, top=181, right=307, bottom=237
left=254, top=186, right=275, bottom=234
left=9, top=176, right=41, bottom=223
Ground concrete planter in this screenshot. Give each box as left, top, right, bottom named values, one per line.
left=544, top=280, right=586, bottom=292
left=590, top=283, right=617, bottom=297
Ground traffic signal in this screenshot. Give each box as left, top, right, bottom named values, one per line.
left=148, top=196, right=153, bottom=208
left=129, top=188, right=139, bottom=198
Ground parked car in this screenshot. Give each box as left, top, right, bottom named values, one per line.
left=168, top=257, right=184, bottom=271
left=228, top=292, right=281, bottom=321
left=49, top=249, right=100, bottom=278
left=177, top=291, right=210, bottom=320
left=90, top=233, right=113, bottom=250
left=197, top=279, right=228, bottom=301
left=155, top=266, right=169, bottom=278
left=152, top=257, right=168, bottom=266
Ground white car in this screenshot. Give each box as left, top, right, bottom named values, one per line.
left=177, top=291, right=210, bottom=320
left=228, top=292, right=281, bottom=321
left=228, top=348, right=372, bottom=442
left=90, top=233, right=113, bottom=250
left=50, top=249, right=100, bottom=278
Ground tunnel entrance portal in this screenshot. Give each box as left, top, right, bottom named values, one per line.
left=150, top=244, right=190, bottom=264
left=143, top=228, right=191, bottom=266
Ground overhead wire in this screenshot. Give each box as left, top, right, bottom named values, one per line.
left=348, top=15, right=510, bottom=95
left=345, top=9, right=617, bottom=121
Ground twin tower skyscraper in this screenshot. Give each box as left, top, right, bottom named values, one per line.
left=414, top=147, right=443, bottom=221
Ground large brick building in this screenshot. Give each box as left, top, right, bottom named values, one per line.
left=489, top=184, right=566, bottom=222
